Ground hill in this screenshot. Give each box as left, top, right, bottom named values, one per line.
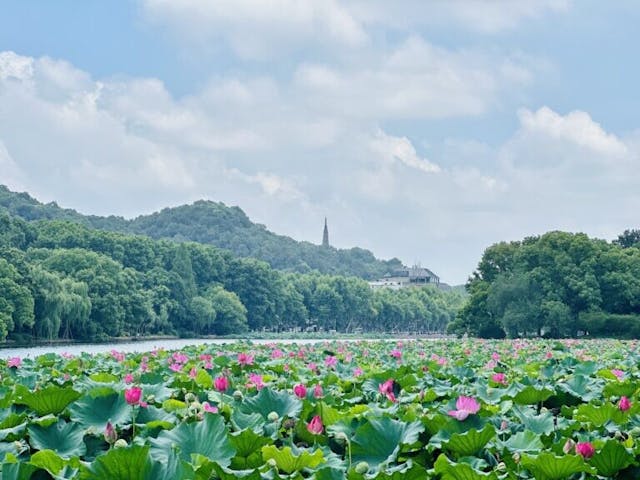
left=0, top=185, right=402, bottom=279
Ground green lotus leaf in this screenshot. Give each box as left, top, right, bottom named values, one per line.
left=603, top=380, right=638, bottom=398
left=261, top=445, right=324, bottom=474
left=194, top=369, right=213, bottom=389
left=140, top=382, right=173, bottom=403
left=521, top=453, right=595, bottom=480
left=240, top=387, right=302, bottom=420
left=512, top=385, right=553, bottom=405
left=211, top=463, right=262, bottom=480
left=135, top=405, right=176, bottom=429
left=0, top=413, right=27, bottom=442
left=433, top=454, right=498, bottom=479
left=575, top=402, right=622, bottom=427
left=442, top=424, right=496, bottom=456
left=351, top=417, right=424, bottom=468
left=28, top=419, right=87, bottom=459
left=28, top=449, right=79, bottom=478
left=13, top=384, right=81, bottom=415
left=559, top=375, right=601, bottom=402
left=512, top=407, right=555, bottom=435
left=590, top=440, right=634, bottom=477
left=502, top=430, right=544, bottom=453
left=150, top=413, right=235, bottom=466
left=79, top=445, right=156, bottom=480
left=229, top=429, right=271, bottom=470
left=70, top=391, right=131, bottom=430
left=231, top=409, right=265, bottom=433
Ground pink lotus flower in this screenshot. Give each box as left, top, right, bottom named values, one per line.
left=379, top=379, right=396, bottom=403
left=619, top=396, right=631, bottom=412
left=214, top=376, right=229, bottom=392
left=124, top=373, right=134, bottom=384
left=325, top=356, right=338, bottom=368
left=611, top=369, right=625, bottom=380
left=306, top=415, right=323, bottom=435
left=168, top=363, right=183, bottom=372
left=237, top=352, right=254, bottom=366
left=448, top=396, right=481, bottom=421
left=353, top=367, right=363, bottom=377
left=110, top=350, right=125, bottom=362
left=308, top=362, right=318, bottom=372
left=491, top=373, right=507, bottom=385
left=7, top=357, right=21, bottom=368
left=313, top=384, right=323, bottom=398
left=390, top=349, right=402, bottom=359
left=202, top=402, right=218, bottom=414
left=247, top=373, right=265, bottom=390
left=124, top=387, right=142, bottom=406
left=271, top=349, right=284, bottom=359
left=576, top=442, right=595, bottom=459
left=189, top=367, right=197, bottom=379
left=491, top=352, right=500, bottom=361
left=293, top=384, right=307, bottom=399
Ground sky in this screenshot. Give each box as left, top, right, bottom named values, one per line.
left=1, top=0, right=639, bottom=284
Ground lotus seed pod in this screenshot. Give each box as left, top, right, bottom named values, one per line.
left=114, top=439, right=128, bottom=449
left=267, top=458, right=278, bottom=468
left=512, top=452, right=521, bottom=464
left=267, top=411, right=279, bottom=422
left=146, top=394, right=155, bottom=404
left=233, top=390, right=244, bottom=401
left=496, top=462, right=507, bottom=473
left=355, top=461, right=369, bottom=474
left=629, top=427, right=640, bottom=437
left=283, top=418, right=296, bottom=430
left=184, top=392, right=196, bottom=403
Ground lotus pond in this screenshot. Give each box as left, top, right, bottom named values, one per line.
left=1, top=339, right=640, bottom=479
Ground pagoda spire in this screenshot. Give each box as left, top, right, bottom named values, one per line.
left=322, top=217, right=329, bottom=247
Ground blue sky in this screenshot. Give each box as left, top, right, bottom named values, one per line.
left=1, top=1, right=639, bottom=283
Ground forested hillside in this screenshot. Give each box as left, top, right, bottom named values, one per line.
left=0, top=185, right=402, bottom=279
left=449, top=230, right=640, bottom=338
left=0, top=212, right=464, bottom=342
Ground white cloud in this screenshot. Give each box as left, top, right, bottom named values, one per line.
left=345, top=0, right=570, bottom=33
left=370, top=130, right=440, bottom=173
left=294, top=36, right=534, bottom=119
left=0, top=51, right=33, bottom=81
left=141, top=0, right=367, bottom=59
left=517, top=107, right=628, bottom=157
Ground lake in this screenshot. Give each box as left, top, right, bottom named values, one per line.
left=0, top=336, right=428, bottom=358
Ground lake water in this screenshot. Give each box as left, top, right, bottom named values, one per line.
left=0, top=337, right=429, bottom=358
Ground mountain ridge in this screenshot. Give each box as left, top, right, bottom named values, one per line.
left=0, top=185, right=404, bottom=279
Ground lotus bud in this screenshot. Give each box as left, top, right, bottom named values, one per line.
left=496, top=462, right=507, bottom=473
left=283, top=418, right=296, bottom=430
left=104, top=421, right=117, bottom=444
left=354, top=462, right=369, bottom=474
left=114, top=439, right=128, bottom=449
left=146, top=394, right=155, bottom=404
left=267, top=411, right=279, bottom=422
left=512, top=452, right=521, bottom=464
left=233, top=390, right=244, bottom=401
left=563, top=439, right=576, bottom=454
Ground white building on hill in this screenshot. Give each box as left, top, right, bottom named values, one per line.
left=369, top=265, right=440, bottom=290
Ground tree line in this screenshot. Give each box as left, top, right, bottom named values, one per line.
left=0, top=213, right=464, bottom=342
left=0, top=185, right=403, bottom=279
left=449, top=230, right=640, bottom=338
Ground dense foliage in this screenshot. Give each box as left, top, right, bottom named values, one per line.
left=0, top=185, right=403, bottom=279
left=450, top=231, right=640, bottom=338
left=2, top=338, right=640, bottom=478
left=0, top=213, right=463, bottom=342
